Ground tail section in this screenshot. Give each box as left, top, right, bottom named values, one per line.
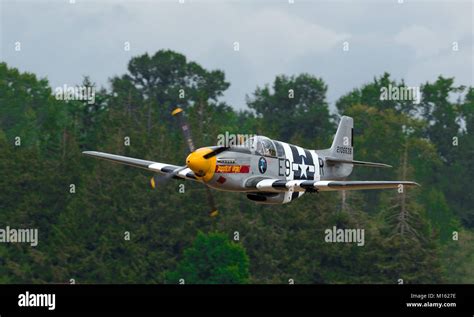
left=316, top=115, right=392, bottom=180
left=329, top=116, right=353, bottom=161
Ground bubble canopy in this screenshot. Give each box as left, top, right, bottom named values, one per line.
left=242, top=136, right=276, bottom=157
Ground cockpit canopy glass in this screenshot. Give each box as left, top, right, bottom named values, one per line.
left=255, top=136, right=276, bottom=157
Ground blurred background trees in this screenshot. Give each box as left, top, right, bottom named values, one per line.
left=0, top=50, right=472, bottom=284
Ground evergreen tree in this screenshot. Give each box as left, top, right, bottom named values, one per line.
left=166, top=232, right=249, bottom=284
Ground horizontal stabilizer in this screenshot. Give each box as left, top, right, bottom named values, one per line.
left=325, top=157, right=392, bottom=168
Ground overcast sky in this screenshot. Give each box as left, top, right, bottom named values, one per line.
left=1, top=0, right=472, bottom=111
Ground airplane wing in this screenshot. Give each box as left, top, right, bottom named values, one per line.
left=252, top=179, right=420, bottom=192
left=82, top=151, right=197, bottom=181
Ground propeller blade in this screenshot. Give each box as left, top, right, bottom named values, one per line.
left=202, top=146, right=229, bottom=159
left=150, top=166, right=188, bottom=189
left=171, top=107, right=220, bottom=217
left=172, top=107, right=195, bottom=153
left=204, top=184, right=219, bottom=217
left=150, top=173, right=173, bottom=189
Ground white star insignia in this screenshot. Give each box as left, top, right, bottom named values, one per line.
left=299, top=160, right=308, bottom=178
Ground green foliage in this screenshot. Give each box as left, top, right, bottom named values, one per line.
left=166, top=232, right=249, bottom=284
left=247, top=73, right=334, bottom=148
left=423, top=189, right=458, bottom=243
left=336, top=72, right=417, bottom=115
left=441, top=229, right=474, bottom=283
left=0, top=52, right=472, bottom=284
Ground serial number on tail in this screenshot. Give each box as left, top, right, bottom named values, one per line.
left=336, top=146, right=352, bottom=154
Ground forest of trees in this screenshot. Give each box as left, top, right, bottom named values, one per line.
left=0, top=50, right=473, bottom=284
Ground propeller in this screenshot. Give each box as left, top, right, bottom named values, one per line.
left=150, top=165, right=187, bottom=189
left=170, top=107, right=220, bottom=217
left=150, top=107, right=197, bottom=189
left=172, top=107, right=195, bottom=152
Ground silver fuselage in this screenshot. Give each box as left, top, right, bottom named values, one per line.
left=205, top=136, right=352, bottom=204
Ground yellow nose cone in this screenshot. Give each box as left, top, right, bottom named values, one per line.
left=186, top=147, right=216, bottom=182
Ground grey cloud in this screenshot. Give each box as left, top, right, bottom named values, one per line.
left=1, top=0, right=472, bottom=111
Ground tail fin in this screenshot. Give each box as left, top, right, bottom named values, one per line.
left=324, top=116, right=392, bottom=170
left=330, top=116, right=353, bottom=160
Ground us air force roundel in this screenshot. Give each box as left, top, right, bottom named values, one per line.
left=258, top=157, right=267, bottom=174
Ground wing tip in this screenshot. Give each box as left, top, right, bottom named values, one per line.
left=82, top=151, right=94, bottom=155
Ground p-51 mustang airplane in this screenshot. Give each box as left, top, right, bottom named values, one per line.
left=83, top=108, right=419, bottom=216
